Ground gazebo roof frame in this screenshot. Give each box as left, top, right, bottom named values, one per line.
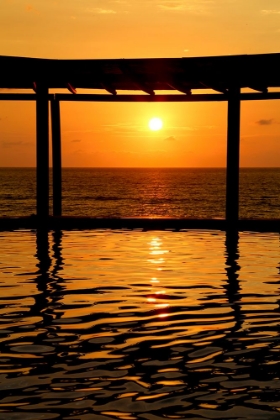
left=1, top=53, right=280, bottom=95
left=1, top=52, right=280, bottom=230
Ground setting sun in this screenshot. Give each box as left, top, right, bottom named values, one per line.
left=149, top=117, right=163, bottom=131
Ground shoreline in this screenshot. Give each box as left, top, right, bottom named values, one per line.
left=0, top=216, right=279, bottom=232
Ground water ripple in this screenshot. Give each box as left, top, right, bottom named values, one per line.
left=0, top=230, right=280, bottom=419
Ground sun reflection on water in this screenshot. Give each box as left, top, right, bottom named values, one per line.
left=146, top=236, right=170, bottom=319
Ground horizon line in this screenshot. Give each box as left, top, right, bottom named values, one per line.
left=1, top=166, right=280, bottom=169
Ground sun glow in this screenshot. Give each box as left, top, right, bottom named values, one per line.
left=149, top=117, right=163, bottom=131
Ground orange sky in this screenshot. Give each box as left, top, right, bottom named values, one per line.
left=0, top=0, right=280, bottom=167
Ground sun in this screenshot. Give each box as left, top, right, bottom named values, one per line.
left=149, top=117, right=163, bottom=131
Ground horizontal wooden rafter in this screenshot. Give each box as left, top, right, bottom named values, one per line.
left=1, top=53, right=280, bottom=94
left=1, top=92, right=280, bottom=102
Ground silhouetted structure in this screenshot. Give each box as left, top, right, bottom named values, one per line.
left=1, top=53, right=280, bottom=229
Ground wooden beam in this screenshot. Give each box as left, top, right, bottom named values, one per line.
left=1, top=92, right=280, bottom=102
left=36, top=83, right=49, bottom=219
left=100, top=82, right=117, bottom=95
left=118, top=62, right=155, bottom=95
left=226, top=87, right=240, bottom=228
left=55, top=93, right=228, bottom=102
left=51, top=98, right=62, bottom=217
left=53, top=92, right=280, bottom=102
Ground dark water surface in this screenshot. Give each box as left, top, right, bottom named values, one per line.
left=1, top=167, right=280, bottom=218
left=0, top=229, right=280, bottom=419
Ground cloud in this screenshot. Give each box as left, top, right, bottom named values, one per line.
left=70, top=149, right=84, bottom=155
left=158, top=2, right=187, bottom=11
left=92, top=8, right=116, bottom=14
left=86, top=1, right=129, bottom=15
left=261, top=9, right=280, bottom=15
left=164, top=136, right=176, bottom=141
left=65, top=129, right=96, bottom=134
left=157, top=0, right=213, bottom=13
left=0, top=140, right=32, bottom=148
left=170, top=125, right=197, bottom=131
left=25, top=4, right=40, bottom=14
left=256, top=119, right=274, bottom=125
left=102, top=122, right=144, bottom=133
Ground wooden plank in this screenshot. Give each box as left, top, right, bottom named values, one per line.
left=1, top=92, right=280, bottom=101
left=226, top=87, right=241, bottom=228
left=36, top=83, right=49, bottom=219
left=51, top=99, right=62, bottom=216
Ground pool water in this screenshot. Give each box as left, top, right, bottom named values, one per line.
left=0, top=229, right=280, bottom=419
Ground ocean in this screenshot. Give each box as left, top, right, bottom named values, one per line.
left=0, top=167, right=280, bottom=218
left=0, top=168, right=280, bottom=419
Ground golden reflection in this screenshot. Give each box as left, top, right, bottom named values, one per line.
left=136, top=393, right=169, bottom=400
left=146, top=237, right=170, bottom=318
left=79, top=387, right=103, bottom=391
left=123, top=376, right=150, bottom=388
left=150, top=250, right=168, bottom=255
left=148, top=237, right=166, bottom=263
left=102, top=412, right=136, bottom=420
left=148, top=258, right=165, bottom=264
left=200, top=403, right=219, bottom=409
left=115, top=364, right=134, bottom=370
left=0, top=353, right=43, bottom=359
left=156, top=380, right=185, bottom=386
left=186, top=350, right=223, bottom=364
left=158, top=312, right=169, bottom=318
left=117, top=393, right=138, bottom=399
left=149, top=238, right=162, bottom=247
left=0, top=367, right=32, bottom=374
left=80, top=350, right=122, bottom=359
left=230, top=388, right=247, bottom=393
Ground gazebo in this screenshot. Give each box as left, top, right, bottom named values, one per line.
left=1, top=53, right=280, bottom=230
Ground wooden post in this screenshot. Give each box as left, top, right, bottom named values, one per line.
left=226, top=87, right=240, bottom=228
left=51, top=98, right=62, bottom=216
left=36, top=83, right=49, bottom=219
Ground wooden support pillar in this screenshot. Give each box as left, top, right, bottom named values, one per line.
left=36, top=83, right=49, bottom=219
left=226, top=87, right=241, bottom=229
left=51, top=98, right=62, bottom=216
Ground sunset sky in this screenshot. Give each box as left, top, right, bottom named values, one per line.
left=0, top=0, right=280, bottom=167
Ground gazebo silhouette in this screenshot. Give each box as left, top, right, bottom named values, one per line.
left=1, top=53, right=280, bottom=230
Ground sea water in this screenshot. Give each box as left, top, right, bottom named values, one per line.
left=0, top=167, right=280, bottom=218
left=0, top=168, right=280, bottom=419
left=0, top=229, right=280, bottom=419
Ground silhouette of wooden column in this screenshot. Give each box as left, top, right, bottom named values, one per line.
left=36, top=83, right=49, bottom=219
left=51, top=98, right=62, bottom=216
left=226, top=87, right=241, bottom=228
